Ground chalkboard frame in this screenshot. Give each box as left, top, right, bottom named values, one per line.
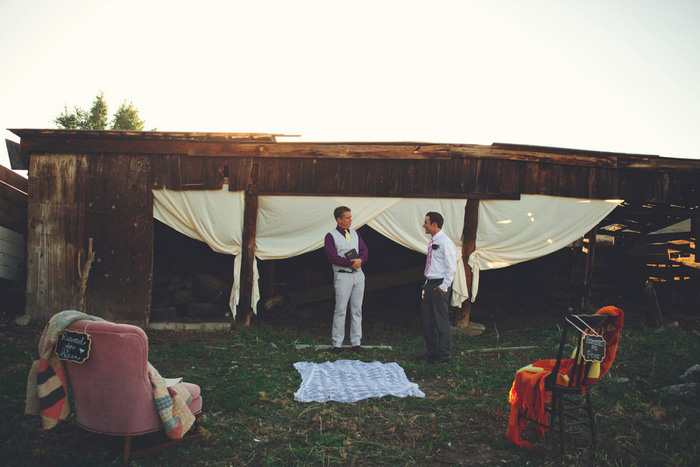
left=55, top=329, right=93, bottom=364
left=581, top=333, right=606, bottom=363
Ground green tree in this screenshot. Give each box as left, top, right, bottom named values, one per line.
left=54, top=92, right=147, bottom=131
left=85, top=92, right=108, bottom=129
left=111, top=101, right=145, bottom=131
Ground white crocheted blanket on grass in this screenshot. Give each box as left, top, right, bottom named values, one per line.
left=294, top=360, right=425, bottom=403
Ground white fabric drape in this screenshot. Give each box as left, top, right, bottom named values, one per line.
left=468, top=195, right=621, bottom=301
left=257, top=196, right=469, bottom=307
left=255, top=196, right=400, bottom=311
left=153, top=186, right=620, bottom=317
left=368, top=198, right=468, bottom=306
left=255, top=196, right=401, bottom=260
left=153, top=186, right=248, bottom=312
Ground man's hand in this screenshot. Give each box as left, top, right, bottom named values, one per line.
left=351, top=258, right=363, bottom=270
left=435, top=286, right=446, bottom=295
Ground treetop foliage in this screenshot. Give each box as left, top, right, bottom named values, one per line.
left=54, top=92, right=147, bottom=131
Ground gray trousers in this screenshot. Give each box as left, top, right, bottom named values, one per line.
left=421, top=284, right=451, bottom=359
left=332, top=270, right=365, bottom=347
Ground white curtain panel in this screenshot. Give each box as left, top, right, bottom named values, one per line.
left=152, top=186, right=247, bottom=313
left=368, top=198, right=468, bottom=306
left=468, top=195, right=621, bottom=301
left=255, top=196, right=401, bottom=260
left=153, top=186, right=621, bottom=316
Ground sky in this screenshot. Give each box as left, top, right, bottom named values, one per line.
left=2, top=0, right=700, bottom=171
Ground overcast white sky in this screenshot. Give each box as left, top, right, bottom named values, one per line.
left=2, top=0, right=700, bottom=170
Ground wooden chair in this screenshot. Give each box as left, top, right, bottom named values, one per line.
left=62, top=319, right=203, bottom=464
left=544, top=313, right=611, bottom=454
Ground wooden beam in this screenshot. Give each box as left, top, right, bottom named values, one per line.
left=12, top=129, right=700, bottom=171
left=0, top=181, right=28, bottom=208
left=692, top=215, right=699, bottom=259
left=249, top=191, right=520, bottom=200
left=237, top=190, right=258, bottom=327
left=0, top=164, right=28, bottom=192
left=290, top=266, right=424, bottom=306
left=456, top=199, right=479, bottom=329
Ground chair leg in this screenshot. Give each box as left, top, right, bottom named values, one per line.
left=585, top=391, right=597, bottom=448
left=74, top=425, right=85, bottom=443
left=122, top=434, right=132, bottom=466
left=557, top=394, right=567, bottom=455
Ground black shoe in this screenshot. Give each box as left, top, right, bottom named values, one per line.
left=428, top=356, right=451, bottom=364
left=331, top=347, right=341, bottom=354
left=351, top=345, right=362, bottom=354
left=415, top=353, right=432, bottom=361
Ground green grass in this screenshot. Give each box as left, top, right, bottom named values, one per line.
left=1, top=306, right=698, bottom=466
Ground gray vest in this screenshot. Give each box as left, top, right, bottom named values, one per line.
left=329, top=228, right=360, bottom=272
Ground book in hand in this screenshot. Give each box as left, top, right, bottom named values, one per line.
left=344, top=249, right=359, bottom=260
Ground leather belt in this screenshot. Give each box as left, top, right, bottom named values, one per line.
left=425, top=278, right=443, bottom=284
left=338, top=270, right=357, bottom=274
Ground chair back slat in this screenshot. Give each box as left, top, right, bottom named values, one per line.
left=551, top=314, right=611, bottom=389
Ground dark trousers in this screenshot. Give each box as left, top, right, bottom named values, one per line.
left=421, top=284, right=451, bottom=359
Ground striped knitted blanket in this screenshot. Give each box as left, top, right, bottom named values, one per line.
left=25, top=310, right=102, bottom=429
left=25, top=310, right=195, bottom=438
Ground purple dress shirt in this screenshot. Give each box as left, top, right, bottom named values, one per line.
left=324, top=226, right=368, bottom=267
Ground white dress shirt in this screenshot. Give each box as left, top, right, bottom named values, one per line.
left=425, top=230, right=457, bottom=292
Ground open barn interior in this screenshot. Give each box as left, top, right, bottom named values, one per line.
left=149, top=217, right=665, bottom=327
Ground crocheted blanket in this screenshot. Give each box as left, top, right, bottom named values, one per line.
left=294, top=360, right=425, bottom=403
left=25, top=310, right=194, bottom=438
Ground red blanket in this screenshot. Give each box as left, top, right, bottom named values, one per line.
left=505, top=306, right=624, bottom=449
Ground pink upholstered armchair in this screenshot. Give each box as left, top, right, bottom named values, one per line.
left=63, top=319, right=203, bottom=464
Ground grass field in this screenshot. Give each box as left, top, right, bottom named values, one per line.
left=1, top=302, right=698, bottom=466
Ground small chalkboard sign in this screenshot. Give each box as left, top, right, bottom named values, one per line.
left=581, top=334, right=606, bottom=363
left=55, top=330, right=92, bottom=364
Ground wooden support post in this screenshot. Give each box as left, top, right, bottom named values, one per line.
left=692, top=215, right=699, bottom=296
left=692, top=215, right=699, bottom=261
left=237, top=190, right=258, bottom=327
left=455, top=199, right=479, bottom=329
left=581, top=225, right=598, bottom=309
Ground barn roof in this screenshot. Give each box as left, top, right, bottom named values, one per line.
left=8, top=129, right=700, bottom=206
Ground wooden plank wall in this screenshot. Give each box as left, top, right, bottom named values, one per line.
left=149, top=155, right=699, bottom=206
left=27, top=155, right=86, bottom=320
left=83, top=154, right=153, bottom=326
left=27, top=154, right=153, bottom=326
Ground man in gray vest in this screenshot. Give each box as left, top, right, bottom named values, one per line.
left=323, top=206, right=368, bottom=354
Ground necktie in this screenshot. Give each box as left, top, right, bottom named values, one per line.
left=345, top=230, right=351, bottom=242
left=424, top=237, right=433, bottom=277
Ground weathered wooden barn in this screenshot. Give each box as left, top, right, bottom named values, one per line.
left=8, top=129, right=700, bottom=327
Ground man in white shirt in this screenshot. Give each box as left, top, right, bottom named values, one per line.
left=419, top=212, right=457, bottom=363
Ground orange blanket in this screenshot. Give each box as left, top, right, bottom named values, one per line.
left=505, top=306, right=624, bottom=449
